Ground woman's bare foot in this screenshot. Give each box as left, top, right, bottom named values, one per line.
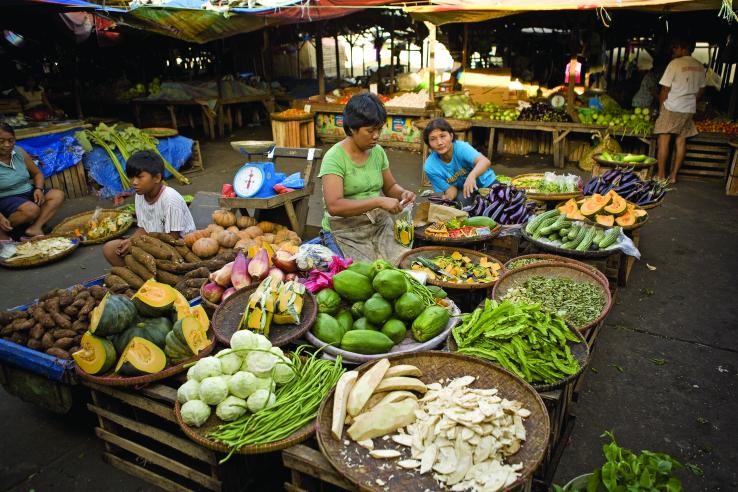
left=24, top=228, right=44, bottom=237
left=668, top=175, right=678, bottom=185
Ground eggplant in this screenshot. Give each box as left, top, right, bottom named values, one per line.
left=489, top=201, right=506, bottom=221
left=482, top=202, right=496, bottom=216
left=474, top=198, right=486, bottom=215
left=509, top=207, right=526, bottom=223
left=498, top=212, right=509, bottom=224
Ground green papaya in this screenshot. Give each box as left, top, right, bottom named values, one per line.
left=350, top=302, right=365, bottom=320
left=411, top=306, right=450, bottom=342
left=316, top=288, right=342, bottom=314
left=332, top=270, right=374, bottom=302
left=340, top=330, right=394, bottom=354
left=348, top=261, right=376, bottom=280
left=335, top=310, right=354, bottom=334
left=372, top=269, right=407, bottom=300
left=381, top=319, right=407, bottom=344
left=312, top=313, right=343, bottom=345
left=352, top=317, right=377, bottom=331
left=393, top=292, right=425, bottom=321
left=363, top=296, right=392, bottom=325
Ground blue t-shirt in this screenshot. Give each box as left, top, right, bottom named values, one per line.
left=423, top=140, right=496, bottom=193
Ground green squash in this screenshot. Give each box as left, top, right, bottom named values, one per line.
left=115, top=337, right=168, bottom=376
left=332, top=270, right=374, bottom=302
left=172, top=316, right=210, bottom=354
left=132, top=279, right=178, bottom=317
left=73, top=332, right=117, bottom=375
left=165, top=331, right=192, bottom=362
left=111, top=317, right=172, bottom=354
left=89, top=293, right=137, bottom=337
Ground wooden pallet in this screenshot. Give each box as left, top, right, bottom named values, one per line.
left=272, top=119, right=315, bottom=148
left=44, top=161, right=88, bottom=199
left=677, top=134, right=731, bottom=180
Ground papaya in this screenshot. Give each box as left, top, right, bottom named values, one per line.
left=347, top=261, right=376, bottom=280
left=335, top=310, right=354, bottom=334
left=316, top=288, right=342, bottom=314
left=615, top=210, right=637, bottom=227
left=89, top=293, right=137, bottom=337
left=411, top=306, right=450, bottom=342
left=352, top=317, right=377, bottom=331
left=132, top=279, right=177, bottom=317
left=115, top=337, right=167, bottom=376
left=579, top=194, right=609, bottom=216
left=566, top=209, right=586, bottom=221
left=350, top=302, right=365, bottom=320
left=363, top=296, right=392, bottom=325
left=73, top=332, right=117, bottom=375
left=393, top=292, right=425, bottom=321
left=634, top=209, right=648, bottom=219
left=603, top=193, right=627, bottom=216
left=332, top=270, right=374, bottom=302
left=312, top=313, right=343, bottom=345
left=371, top=270, right=407, bottom=300
left=595, top=214, right=615, bottom=227
left=557, top=198, right=578, bottom=216
left=111, top=317, right=172, bottom=354
left=340, top=330, right=394, bottom=354
left=381, top=319, right=407, bottom=344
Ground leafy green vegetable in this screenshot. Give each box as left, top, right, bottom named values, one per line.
left=452, top=299, right=580, bottom=384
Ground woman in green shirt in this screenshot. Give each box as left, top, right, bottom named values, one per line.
left=317, top=93, right=416, bottom=261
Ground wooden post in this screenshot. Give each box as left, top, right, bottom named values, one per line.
left=390, top=35, right=395, bottom=93
left=426, top=22, right=436, bottom=104
left=462, top=24, right=469, bottom=71
left=348, top=39, right=354, bottom=78
left=334, top=35, right=341, bottom=81
left=729, top=76, right=738, bottom=118
left=262, top=28, right=272, bottom=83
left=316, top=34, right=325, bottom=98
left=420, top=41, right=424, bottom=69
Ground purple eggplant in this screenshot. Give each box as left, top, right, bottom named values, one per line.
left=482, top=202, right=496, bottom=216
left=489, top=201, right=506, bottom=221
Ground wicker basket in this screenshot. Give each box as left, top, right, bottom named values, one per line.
left=397, top=246, right=505, bottom=290
left=415, top=224, right=502, bottom=246
left=316, top=352, right=550, bottom=492
left=271, top=111, right=312, bottom=122
left=520, top=224, right=617, bottom=259
left=511, top=173, right=583, bottom=202
left=0, top=236, right=79, bottom=269
left=504, top=253, right=610, bottom=287
left=51, top=209, right=134, bottom=246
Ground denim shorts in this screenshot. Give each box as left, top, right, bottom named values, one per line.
left=0, top=188, right=47, bottom=217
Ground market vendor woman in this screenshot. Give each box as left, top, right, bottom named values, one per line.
left=423, top=118, right=496, bottom=204
left=318, top=93, right=416, bottom=262
left=0, top=123, right=65, bottom=240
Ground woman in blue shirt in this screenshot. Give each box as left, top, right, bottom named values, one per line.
left=0, top=123, right=65, bottom=240
left=423, top=118, right=495, bottom=203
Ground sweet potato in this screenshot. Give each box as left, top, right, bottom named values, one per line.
left=142, top=235, right=183, bottom=262
left=58, top=290, right=75, bottom=308
left=110, top=284, right=129, bottom=295
left=184, top=267, right=211, bottom=280
left=156, top=269, right=181, bottom=286
left=72, top=319, right=88, bottom=333
left=1, top=326, right=13, bottom=336
left=156, top=260, right=196, bottom=274
left=54, top=337, right=75, bottom=350
left=69, top=284, right=85, bottom=297
left=41, top=332, right=55, bottom=350
left=147, top=232, right=177, bottom=245
left=27, top=339, right=42, bottom=351
left=63, top=305, right=79, bottom=317
left=78, top=297, right=96, bottom=318
left=130, top=246, right=157, bottom=274
left=68, top=346, right=80, bottom=355
left=10, top=332, right=28, bottom=345
left=39, top=289, right=66, bottom=301
left=131, top=236, right=171, bottom=260
left=10, top=318, right=35, bottom=332
left=111, top=267, right=144, bottom=289
left=73, top=334, right=82, bottom=344
left=45, top=298, right=72, bottom=330
left=175, top=245, right=201, bottom=264
left=46, top=348, right=70, bottom=359
left=0, top=311, right=27, bottom=326
left=183, top=288, right=200, bottom=300
left=88, top=285, right=107, bottom=301
left=29, top=306, right=55, bottom=329
left=104, top=274, right=129, bottom=289
left=30, top=324, right=45, bottom=340
left=125, top=255, right=155, bottom=281
left=185, top=278, right=208, bottom=289
left=52, top=329, right=77, bottom=340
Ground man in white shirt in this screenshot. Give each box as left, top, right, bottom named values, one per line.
left=103, top=150, right=196, bottom=266
left=654, top=38, right=706, bottom=184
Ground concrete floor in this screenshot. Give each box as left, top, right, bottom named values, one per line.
left=1, top=125, right=736, bottom=491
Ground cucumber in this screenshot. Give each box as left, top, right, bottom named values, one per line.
left=548, top=233, right=559, bottom=241
left=567, top=225, right=581, bottom=240
left=525, top=210, right=560, bottom=234
left=569, top=225, right=589, bottom=248
left=576, top=227, right=598, bottom=251
left=599, top=227, right=621, bottom=249
left=464, top=216, right=497, bottom=228
left=539, top=215, right=567, bottom=235
left=559, top=227, right=570, bottom=237
left=533, top=217, right=558, bottom=239
left=593, top=230, right=606, bottom=246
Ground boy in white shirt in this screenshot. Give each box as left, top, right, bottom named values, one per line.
left=654, top=38, right=706, bottom=184
left=103, top=150, right=196, bottom=266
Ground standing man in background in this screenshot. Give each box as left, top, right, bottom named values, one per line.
left=654, top=38, right=706, bottom=184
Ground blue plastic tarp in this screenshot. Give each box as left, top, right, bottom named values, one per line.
left=82, top=135, right=193, bottom=199
left=16, top=129, right=85, bottom=178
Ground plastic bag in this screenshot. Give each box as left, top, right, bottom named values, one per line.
left=393, top=203, right=414, bottom=248
left=295, top=244, right=335, bottom=272
left=280, top=172, right=304, bottom=189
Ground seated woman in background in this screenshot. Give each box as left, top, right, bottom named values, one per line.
left=422, top=118, right=496, bottom=205
left=15, top=76, right=56, bottom=113
left=0, top=123, right=65, bottom=240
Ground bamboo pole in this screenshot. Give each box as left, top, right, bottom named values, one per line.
left=316, top=34, right=325, bottom=97
left=426, top=22, right=436, bottom=104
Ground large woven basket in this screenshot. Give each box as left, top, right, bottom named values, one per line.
left=512, top=173, right=583, bottom=202
left=211, top=285, right=317, bottom=348
left=52, top=209, right=134, bottom=246
left=415, top=223, right=501, bottom=246
left=504, top=253, right=610, bottom=288
left=0, top=236, right=79, bottom=269
left=561, top=199, right=649, bottom=232
left=316, top=351, right=550, bottom=492
left=397, top=246, right=505, bottom=290
left=491, top=262, right=613, bottom=335
left=520, top=224, right=617, bottom=259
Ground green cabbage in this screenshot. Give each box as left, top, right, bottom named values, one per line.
left=217, top=348, right=242, bottom=375
left=181, top=400, right=211, bottom=427
left=247, top=389, right=276, bottom=413
left=199, top=376, right=229, bottom=405
left=230, top=330, right=259, bottom=352
left=215, top=396, right=249, bottom=422
left=177, top=380, right=201, bottom=404
left=228, top=371, right=260, bottom=399
left=245, top=351, right=277, bottom=376
left=273, top=357, right=296, bottom=385
left=190, top=356, right=222, bottom=382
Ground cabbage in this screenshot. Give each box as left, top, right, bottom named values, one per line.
left=228, top=371, right=259, bottom=399
left=215, top=396, right=249, bottom=422
left=181, top=400, right=211, bottom=428
left=230, top=329, right=259, bottom=352
left=186, top=365, right=196, bottom=381
left=247, top=389, right=276, bottom=413
left=199, top=376, right=229, bottom=405
left=253, top=334, right=272, bottom=351
left=269, top=347, right=284, bottom=359
left=177, top=380, right=201, bottom=404
left=252, top=375, right=274, bottom=392
left=245, top=351, right=277, bottom=376
left=273, top=357, right=296, bottom=385
left=190, top=356, right=222, bottom=382
left=217, top=348, right=242, bottom=375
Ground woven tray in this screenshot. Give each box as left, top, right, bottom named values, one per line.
left=315, top=351, right=550, bottom=492
left=143, top=127, right=178, bottom=138
left=0, top=236, right=79, bottom=269
left=511, top=173, right=582, bottom=202
left=491, top=262, right=613, bottom=335
left=593, top=153, right=656, bottom=169
left=74, top=334, right=216, bottom=387
left=414, top=223, right=501, bottom=246
left=447, top=324, right=589, bottom=392
left=51, top=209, right=134, bottom=245
left=521, top=224, right=617, bottom=259
left=211, top=285, right=317, bottom=348
left=504, top=253, right=610, bottom=287
left=563, top=199, right=649, bottom=232
left=305, top=301, right=461, bottom=365
left=174, top=401, right=315, bottom=455
left=271, top=111, right=312, bottom=122
left=397, top=246, right=505, bottom=290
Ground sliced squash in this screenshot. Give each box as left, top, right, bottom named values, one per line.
left=111, top=317, right=172, bottom=354
left=634, top=209, right=648, bottom=218
left=595, top=214, right=615, bottom=227
left=132, top=279, right=177, bottom=317
left=73, top=332, right=117, bottom=375
left=89, top=293, right=138, bottom=337
left=170, top=287, right=191, bottom=320
left=173, top=316, right=211, bottom=354
left=190, top=305, right=210, bottom=332
left=164, top=330, right=192, bottom=362
left=116, top=337, right=167, bottom=376
left=566, top=209, right=586, bottom=221
left=557, top=198, right=579, bottom=215
left=615, top=210, right=637, bottom=227
left=603, top=193, right=627, bottom=216
left=580, top=193, right=610, bottom=216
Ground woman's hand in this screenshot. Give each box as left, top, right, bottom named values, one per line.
left=33, top=188, right=45, bottom=206
left=116, top=239, right=132, bottom=256
left=399, top=189, right=416, bottom=205
left=463, top=175, right=478, bottom=199
left=377, top=197, right=404, bottom=214
left=0, top=214, right=12, bottom=232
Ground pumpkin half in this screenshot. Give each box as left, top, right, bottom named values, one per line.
left=170, top=287, right=191, bottom=320
left=115, top=337, right=167, bottom=376
left=89, top=293, right=137, bottom=337
left=190, top=304, right=210, bottom=332
left=111, top=317, right=172, bottom=354
left=173, top=316, right=210, bottom=354
left=132, top=279, right=177, bottom=317
left=73, top=332, right=117, bottom=375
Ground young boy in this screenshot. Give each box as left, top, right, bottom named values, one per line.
left=103, top=150, right=196, bottom=266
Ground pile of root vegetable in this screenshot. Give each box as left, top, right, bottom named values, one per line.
left=0, top=284, right=109, bottom=359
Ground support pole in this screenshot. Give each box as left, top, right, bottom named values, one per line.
left=426, top=22, right=436, bottom=104
left=316, top=34, right=325, bottom=97
left=462, top=24, right=469, bottom=71
left=334, top=35, right=341, bottom=81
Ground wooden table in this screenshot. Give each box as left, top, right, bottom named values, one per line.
left=133, top=98, right=218, bottom=139
left=217, top=95, right=275, bottom=136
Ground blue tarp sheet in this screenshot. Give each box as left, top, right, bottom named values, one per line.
left=82, top=135, right=193, bottom=198
left=16, top=129, right=85, bottom=178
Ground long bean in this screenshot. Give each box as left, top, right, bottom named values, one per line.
left=208, top=346, right=344, bottom=462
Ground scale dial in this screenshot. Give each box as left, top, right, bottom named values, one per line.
left=233, top=164, right=265, bottom=198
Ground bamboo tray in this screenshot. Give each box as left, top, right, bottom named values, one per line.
left=315, top=351, right=550, bottom=492
left=520, top=222, right=619, bottom=259
left=511, top=173, right=582, bottom=201
left=504, top=253, right=610, bottom=287
left=414, top=223, right=501, bottom=246
left=304, top=301, right=461, bottom=365
left=397, top=246, right=505, bottom=290
left=593, top=153, right=656, bottom=168
left=74, top=334, right=216, bottom=387
left=0, top=236, right=79, bottom=269
left=230, top=140, right=275, bottom=155
left=491, top=262, right=613, bottom=335
left=211, top=285, right=317, bottom=348
left=561, top=199, right=649, bottom=232
left=51, top=209, right=134, bottom=245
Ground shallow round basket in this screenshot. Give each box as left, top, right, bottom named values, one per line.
left=639, top=196, right=664, bottom=210
left=305, top=301, right=461, bottom=365
left=520, top=223, right=617, bottom=259
left=592, top=153, right=656, bottom=169
left=211, top=285, right=317, bottom=348
left=271, top=111, right=312, bottom=122
left=174, top=401, right=314, bottom=455
left=74, top=334, right=216, bottom=387
left=415, top=223, right=501, bottom=246
left=316, top=351, right=550, bottom=492
left=51, top=209, right=134, bottom=245
left=491, top=262, right=613, bottom=335
left=447, top=322, right=589, bottom=392
left=565, top=199, right=649, bottom=232
left=0, top=236, right=79, bottom=269
left=504, top=254, right=609, bottom=287
left=143, top=127, right=178, bottom=138
left=511, top=173, right=582, bottom=202
left=230, top=140, right=275, bottom=155
left=397, top=246, right=505, bottom=290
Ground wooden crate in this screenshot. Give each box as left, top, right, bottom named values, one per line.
left=83, top=380, right=238, bottom=492
left=44, top=161, right=89, bottom=199
left=677, top=134, right=731, bottom=180
left=534, top=386, right=576, bottom=489
left=181, top=140, right=204, bottom=175
left=272, top=119, right=315, bottom=148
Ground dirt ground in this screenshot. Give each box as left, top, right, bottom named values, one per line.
left=1, top=125, right=736, bottom=491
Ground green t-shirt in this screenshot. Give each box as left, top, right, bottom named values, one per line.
left=318, top=143, right=389, bottom=231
